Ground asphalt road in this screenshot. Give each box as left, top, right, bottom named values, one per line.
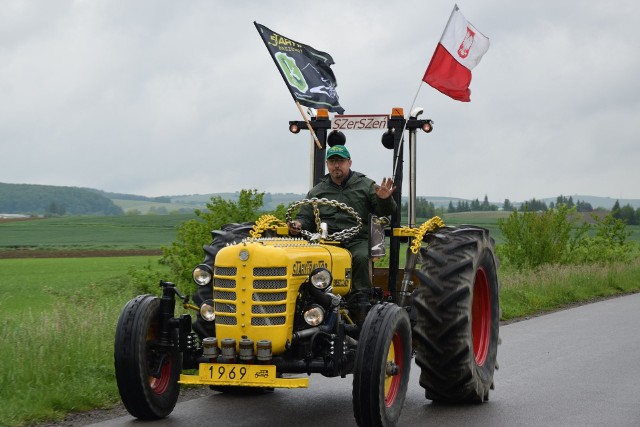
left=92, top=293, right=640, bottom=426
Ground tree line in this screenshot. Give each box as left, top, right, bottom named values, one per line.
left=446, top=195, right=499, bottom=213
left=0, top=183, right=123, bottom=216
left=612, top=200, right=640, bottom=225
left=517, top=195, right=640, bottom=225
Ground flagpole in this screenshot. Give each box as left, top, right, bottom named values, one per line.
left=391, top=4, right=458, bottom=182
left=392, top=81, right=424, bottom=182
left=295, top=101, right=323, bottom=149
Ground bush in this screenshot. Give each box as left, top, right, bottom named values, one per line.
left=497, top=204, right=576, bottom=270
left=498, top=205, right=635, bottom=270
left=159, top=189, right=285, bottom=288
left=564, top=214, right=636, bottom=265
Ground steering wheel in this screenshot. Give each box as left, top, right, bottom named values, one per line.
left=285, top=198, right=363, bottom=242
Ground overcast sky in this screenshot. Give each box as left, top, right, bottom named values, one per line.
left=1, top=0, right=639, bottom=203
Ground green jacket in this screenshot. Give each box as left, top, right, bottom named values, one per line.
left=296, top=171, right=397, bottom=241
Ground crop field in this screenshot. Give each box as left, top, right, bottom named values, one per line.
left=0, top=213, right=195, bottom=251
left=111, top=198, right=201, bottom=214
left=0, top=256, right=165, bottom=315
left=1, top=211, right=640, bottom=425
left=2, top=211, right=636, bottom=256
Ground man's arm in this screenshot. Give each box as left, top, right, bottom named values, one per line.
left=373, top=177, right=397, bottom=216
left=289, top=192, right=315, bottom=235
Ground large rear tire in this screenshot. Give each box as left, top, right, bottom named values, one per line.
left=353, top=303, right=412, bottom=427
left=413, top=226, right=500, bottom=403
left=114, top=295, right=180, bottom=419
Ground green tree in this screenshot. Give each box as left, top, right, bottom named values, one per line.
left=520, top=198, right=548, bottom=212
left=447, top=201, right=455, bottom=213
left=619, top=204, right=637, bottom=225
left=481, top=195, right=491, bottom=211
left=503, top=198, right=513, bottom=211
left=612, top=200, right=621, bottom=218
left=576, top=200, right=593, bottom=212
left=160, top=189, right=271, bottom=287
left=565, top=213, right=633, bottom=264
left=498, top=204, right=576, bottom=270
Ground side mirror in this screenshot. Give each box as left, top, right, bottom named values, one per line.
left=368, top=215, right=388, bottom=258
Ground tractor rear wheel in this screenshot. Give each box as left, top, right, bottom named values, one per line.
left=353, top=303, right=412, bottom=426
left=413, top=226, right=500, bottom=403
left=114, top=295, right=181, bottom=419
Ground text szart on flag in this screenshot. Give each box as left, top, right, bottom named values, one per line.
left=255, top=22, right=344, bottom=114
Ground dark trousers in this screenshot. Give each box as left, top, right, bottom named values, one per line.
left=343, top=239, right=370, bottom=293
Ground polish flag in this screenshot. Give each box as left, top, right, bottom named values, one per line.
left=423, top=5, right=489, bottom=102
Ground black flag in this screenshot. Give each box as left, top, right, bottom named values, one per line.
left=255, top=22, right=344, bottom=114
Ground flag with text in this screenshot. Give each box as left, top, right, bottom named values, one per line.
left=255, top=22, right=344, bottom=113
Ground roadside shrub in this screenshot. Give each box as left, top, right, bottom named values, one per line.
left=497, top=205, right=634, bottom=270
left=160, top=189, right=285, bottom=288
left=497, top=204, right=576, bottom=270
left=126, top=262, right=169, bottom=295
left=564, top=214, right=636, bottom=264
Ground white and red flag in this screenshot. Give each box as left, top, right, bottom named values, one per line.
left=423, top=5, right=489, bottom=102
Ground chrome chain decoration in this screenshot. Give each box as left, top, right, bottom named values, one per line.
left=285, top=198, right=363, bottom=242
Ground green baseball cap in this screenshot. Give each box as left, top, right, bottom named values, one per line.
left=326, top=145, right=350, bottom=159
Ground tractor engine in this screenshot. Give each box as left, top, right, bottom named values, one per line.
left=200, top=237, right=352, bottom=355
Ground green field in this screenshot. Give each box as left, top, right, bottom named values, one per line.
left=2, top=209, right=640, bottom=425
left=111, top=198, right=201, bottom=214
left=1, top=254, right=640, bottom=426
left=2, top=211, right=637, bottom=254
left=438, top=211, right=511, bottom=244
left=0, top=256, right=165, bottom=315
left=0, top=214, right=195, bottom=251
left=0, top=256, right=170, bottom=426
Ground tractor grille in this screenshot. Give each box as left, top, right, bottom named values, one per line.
left=252, top=292, right=287, bottom=302
left=252, top=304, right=286, bottom=314
left=214, top=290, right=236, bottom=301
left=215, top=278, right=235, bottom=288
left=215, top=302, right=236, bottom=313
left=214, top=264, right=289, bottom=327
left=216, top=316, right=237, bottom=325
left=253, top=279, right=287, bottom=290
left=216, top=266, right=237, bottom=276
left=251, top=316, right=286, bottom=326
left=254, top=267, right=286, bottom=276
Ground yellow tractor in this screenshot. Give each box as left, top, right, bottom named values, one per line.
left=114, top=108, right=500, bottom=426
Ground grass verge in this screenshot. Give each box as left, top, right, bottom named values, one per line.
left=1, top=256, right=640, bottom=425
left=0, top=258, right=170, bottom=427
left=499, top=258, right=640, bottom=319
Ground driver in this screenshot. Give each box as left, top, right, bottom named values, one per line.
left=288, top=144, right=396, bottom=323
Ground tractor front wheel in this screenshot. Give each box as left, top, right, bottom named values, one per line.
left=353, top=303, right=412, bottom=426
left=114, top=295, right=181, bottom=419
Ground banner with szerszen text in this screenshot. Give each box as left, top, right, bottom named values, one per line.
left=255, top=22, right=345, bottom=114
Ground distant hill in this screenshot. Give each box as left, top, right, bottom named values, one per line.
left=0, top=183, right=123, bottom=216
left=90, top=189, right=172, bottom=204
left=169, top=192, right=306, bottom=211
left=3, top=181, right=639, bottom=216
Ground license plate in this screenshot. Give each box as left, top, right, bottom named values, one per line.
left=198, top=363, right=276, bottom=386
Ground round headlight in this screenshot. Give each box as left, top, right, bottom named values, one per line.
left=192, top=264, right=213, bottom=286
left=200, top=299, right=215, bottom=322
left=303, top=305, right=325, bottom=326
left=310, top=268, right=332, bottom=290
